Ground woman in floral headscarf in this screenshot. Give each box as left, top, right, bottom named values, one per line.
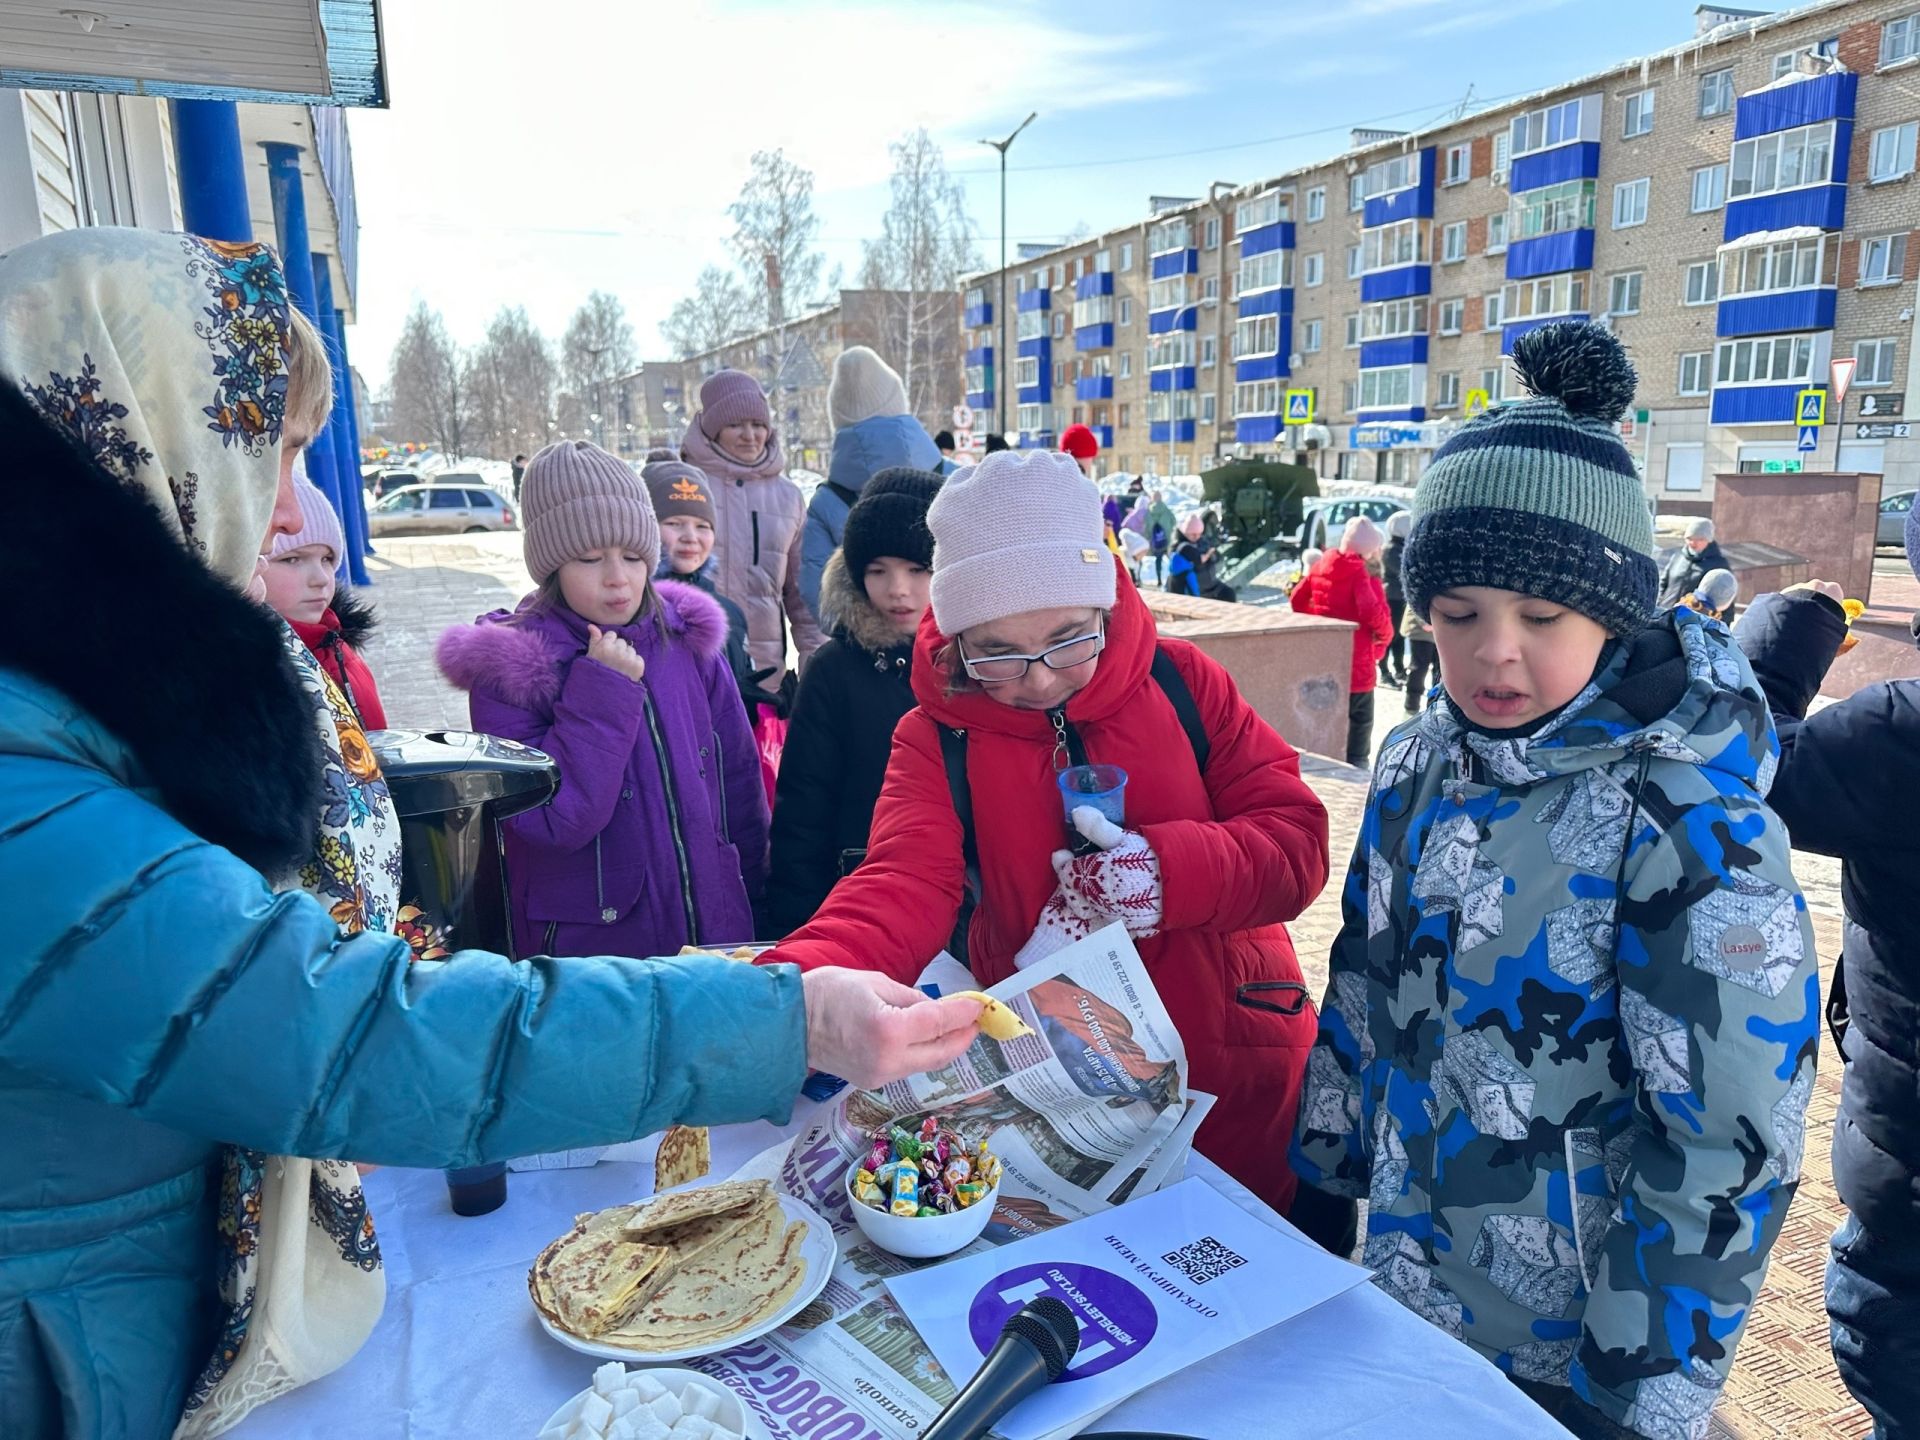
left=0, top=229, right=983, bottom=1439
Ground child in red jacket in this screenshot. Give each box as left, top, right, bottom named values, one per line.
left=1289, top=516, right=1391, bottom=766
left=261, top=471, right=389, bottom=729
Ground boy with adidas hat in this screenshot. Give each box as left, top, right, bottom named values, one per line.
left=1291, top=323, right=1817, bottom=1439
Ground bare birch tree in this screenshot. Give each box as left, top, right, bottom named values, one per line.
left=729, top=149, right=827, bottom=328
left=464, top=306, right=556, bottom=459
left=387, top=302, right=466, bottom=458
left=662, top=265, right=755, bottom=359
left=560, top=292, right=637, bottom=449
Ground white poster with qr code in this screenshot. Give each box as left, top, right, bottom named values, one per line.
left=885, top=1175, right=1369, bottom=1439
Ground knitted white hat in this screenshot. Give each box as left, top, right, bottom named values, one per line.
left=829, top=346, right=909, bottom=430
left=927, top=450, right=1116, bottom=636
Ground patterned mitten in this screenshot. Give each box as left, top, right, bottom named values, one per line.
left=1012, top=888, right=1100, bottom=970
left=1051, top=806, right=1164, bottom=938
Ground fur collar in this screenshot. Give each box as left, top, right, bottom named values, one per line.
left=329, top=586, right=378, bottom=647
left=435, top=578, right=728, bottom=711
left=823, top=550, right=915, bottom=659
left=0, top=380, right=322, bottom=874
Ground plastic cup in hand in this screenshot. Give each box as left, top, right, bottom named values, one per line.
left=1057, top=764, right=1127, bottom=853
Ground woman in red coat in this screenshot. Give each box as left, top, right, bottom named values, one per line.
left=763, top=450, right=1331, bottom=1219
left=1289, top=515, right=1391, bottom=766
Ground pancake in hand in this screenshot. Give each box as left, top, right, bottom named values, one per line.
left=949, top=990, right=1035, bottom=1041
left=655, top=1125, right=711, bottom=1191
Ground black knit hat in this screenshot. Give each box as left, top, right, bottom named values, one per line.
left=843, top=467, right=942, bottom=577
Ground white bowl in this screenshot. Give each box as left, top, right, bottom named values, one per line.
left=539, top=1366, right=764, bottom=1439
left=845, top=1156, right=999, bottom=1260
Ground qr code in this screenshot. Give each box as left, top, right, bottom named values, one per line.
left=1162, top=1235, right=1247, bottom=1285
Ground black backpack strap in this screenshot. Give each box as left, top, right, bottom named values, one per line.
left=938, top=725, right=981, bottom=964
left=1150, top=647, right=1211, bottom=774
left=825, top=480, right=860, bottom=509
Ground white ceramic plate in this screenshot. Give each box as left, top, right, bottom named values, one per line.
left=539, top=1367, right=770, bottom=1440
left=535, top=1192, right=834, bottom=1364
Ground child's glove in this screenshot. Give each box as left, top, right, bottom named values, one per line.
left=1050, top=806, right=1164, bottom=939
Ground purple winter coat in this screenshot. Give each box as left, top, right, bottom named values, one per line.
left=436, top=580, right=768, bottom=959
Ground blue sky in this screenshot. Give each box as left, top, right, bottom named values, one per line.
left=346, top=0, right=1706, bottom=386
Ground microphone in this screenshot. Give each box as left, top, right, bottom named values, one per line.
left=922, top=1296, right=1080, bottom=1440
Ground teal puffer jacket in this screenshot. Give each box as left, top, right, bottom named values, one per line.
left=0, top=667, right=807, bottom=1439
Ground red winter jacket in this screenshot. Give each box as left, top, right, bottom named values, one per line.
left=763, top=561, right=1330, bottom=1212
left=291, top=603, right=388, bottom=730
left=1290, top=550, right=1392, bottom=694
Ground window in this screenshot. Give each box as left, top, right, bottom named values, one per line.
left=1016, top=308, right=1048, bottom=341
left=1870, top=122, right=1918, bottom=183
left=1306, top=186, right=1326, bottom=222
left=1148, top=218, right=1192, bottom=255
left=1358, top=365, right=1418, bottom=409
left=1233, top=314, right=1282, bottom=359
left=1503, top=272, right=1588, bottom=322
left=1363, top=153, right=1418, bottom=198
left=1730, top=121, right=1836, bottom=198
left=1510, top=96, right=1594, bottom=157
left=1302, top=319, right=1324, bottom=353
left=1698, top=68, right=1733, bottom=118
left=1612, top=178, right=1650, bottom=228
left=1684, top=260, right=1718, bottom=306
left=1202, top=276, right=1220, bottom=301
left=1147, top=333, right=1196, bottom=369
left=1771, top=38, right=1837, bottom=80
left=1361, top=296, right=1429, bottom=340
left=1303, top=252, right=1325, bottom=286
left=1146, top=390, right=1196, bottom=424
left=1441, top=221, right=1467, bottom=262
left=1346, top=243, right=1363, bottom=278
left=1484, top=290, right=1506, bottom=328
left=1510, top=178, right=1596, bottom=241
left=1492, top=130, right=1510, bottom=181
left=1237, top=249, right=1290, bottom=295
left=1480, top=365, right=1507, bottom=402
left=1678, top=352, right=1711, bottom=396
left=1444, top=142, right=1471, bottom=185
left=1072, top=293, right=1113, bottom=328
left=1201, top=334, right=1217, bottom=368
left=1690, top=163, right=1728, bottom=212
left=1435, top=371, right=1461, bottom=408
left=1486, top=211, right=1509, bottom=252
left=1771, top=51, right=1798, bottom=81
left=1861, top=232, right=1908, bottom=286
left=1052, top=313, right=1066, bottom=339
left=1345, top=312, right=1362, bottom=347
left=1608, top=271, right=1643, bottom=315
left=1236, top=191, right=1288, bottom=231
left=1201, top=393, right=1217, bottom=424
left=1118, top=402, right=1130, bottom=427
left=1203, top=216, right=1221, bottom=250
left=1233, top=380, right=1280, bottom=417
left=1438, top=297, right=1464, bottom=334
left=1714, top=333, right=1818, bottom=386
left=1856, top=338, right=1899, bottom=386
left=429, top=489, right=467, bottom=510
left=1017, top=403, right=1050, bottom=434
left=1095, top=248, right=1112, bottom=273
left=1117, top=297, right=1133, bottom=329
left=1348, top=173, right=1367, bottom=212
left=1622, top=89, right=1655, bottom=138
left=1149, top=274, right=1197, bottom=311
left=1362, top=218, right=1430, bottom=271
left=1015, top=356, right=1040, bottom=388
left=1341, top=381, right=1358, bottom=414
left=1120, top=242, right=1134, bottom=271
left=1885, top=11, right=1920, bottom=65
left=1052, top=361, right=1064, bottom=386
left=1719, top=234, right=1834, bottom=297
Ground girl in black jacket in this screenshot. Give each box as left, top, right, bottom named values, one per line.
left=766, top=469, right=941, bottom=935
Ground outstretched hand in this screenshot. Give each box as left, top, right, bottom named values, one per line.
left=801, top=968, right=982, bottom=1090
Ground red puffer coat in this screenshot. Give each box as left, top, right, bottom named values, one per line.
left=763, top=562, right=1330, bottom=1212
left=1289, top=549, right=1392, bottom=694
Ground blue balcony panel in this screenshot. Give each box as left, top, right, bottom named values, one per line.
left=1150, top=366, right=1197, bottom=393
left=1505, top=229, right=1594, bottom=280
left=1148, top=307, right=1201, bottom=335
left=1723, top=182, right=1849, bottom=242
left=1235, top=354, right=1290, bottom=384
left=1151, top=248, right=1199, bottom=280
left=1074, top=323, right=1114, bottom=351
left=1362, top=148, right=1437, bottom=228
left=1502, top=313, right=1590, bottom=355
left=1016, top=336, right=1052, bottom=361
left=964, top=303, right=992, bottom=328
left=1733, top=72, right=1858, bottom=139
left=1016, top=383, right=1051, bottom=405
left=1238, top=221, right=1295, bottom=258
left=1711, top=382, right=1807, bottom=425
left=1016, top=288, right=1051, bottom=313
left=966, top=345, right=993, bottom=366
left=1236, top=287, right=1294, bottom=320
left=1359, top=265, right=1432, bottom=303
left=1149, top=419, right=1198, bottom=444
left=1236, top=414, right=1285, bottom=444
left=1352, top=406, right=1428, bottom=424
left=966, top=389, right=993, bottom=410
left=1090, top=426, right=1114, bottom=449
left=1017, top=430, right=1055, bottom=449
left=1509, top=141, right=1603, bottom=194
left=1076, top=374, right=1115, bottom=401
left=1074, top=271, right=1114, bottom=299
left=1359, top=336, right=1428, bottom=369
left=1716, top=288, right=1837, bottom=338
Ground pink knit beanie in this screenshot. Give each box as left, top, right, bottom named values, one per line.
left=520, top=440, right=660, bottom=583
left=926, top=450, right=1116, bottom=637
left=697, top=369, right=771, bottom=440
left=269, top=469, right=345, bottom=562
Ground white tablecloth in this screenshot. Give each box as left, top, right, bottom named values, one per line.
left=230, top=1112, right=1568, bottom=1439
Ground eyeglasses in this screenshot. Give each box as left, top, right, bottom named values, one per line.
left=958, top=616, right=1106, bottom=684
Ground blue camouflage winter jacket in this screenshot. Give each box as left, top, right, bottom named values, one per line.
left=800, top=413, right=939, bottom=619
left=1292, top=609, right=1819, bottom=1439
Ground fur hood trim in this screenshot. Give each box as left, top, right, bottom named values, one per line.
left=329, top=586, right=378, bottom=647
left=824, top=550, right=914, bottom=659
left=436, top=578, right=728, bottom=711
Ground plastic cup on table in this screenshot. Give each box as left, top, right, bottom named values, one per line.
left=1057, top=764, right=1126, bottom=854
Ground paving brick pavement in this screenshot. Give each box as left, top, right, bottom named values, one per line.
left=351, top=537, right=1869, bottom=1437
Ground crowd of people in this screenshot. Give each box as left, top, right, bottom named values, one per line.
left=1, top=222, right=1911, bottom=1440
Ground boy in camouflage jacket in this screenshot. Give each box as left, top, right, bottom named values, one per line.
left=1291, top=324, right=1819, bottom=1440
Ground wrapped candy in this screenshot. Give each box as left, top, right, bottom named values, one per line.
left=865, top=1139, right=890, bottom=1173
left=890, top=1125, right=924, bottom=1163
left=890, top=1164, right=921, bottom=1217
left=851, top=1116, right=1001, bottom=1218
left=919, top=1117, right=939, bottom=1142
left=954, top=1181, right=987, bottom=1209
left=852, top=1169, right=884, bottom=1208
left=944, top=1156, right=972, bottom=1188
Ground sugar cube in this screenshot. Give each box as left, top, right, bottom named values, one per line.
left=630, top=1414, right=674, bottom=1440
left=579, top=1392, right=615, bottom=1433
left=628, top=1374, right=668, bottom=1403
left=670, top=1418, right=713, bottom=1440
left=646, top=1392, right=683, bottom=1426
left=594, top=1362, right=628, bottom=1397
left=681, top=1390, right=720, bottom=1423
left=609, top=1388, right=640, bottom=1418
left=607, top=1419, right=640, bottom=1440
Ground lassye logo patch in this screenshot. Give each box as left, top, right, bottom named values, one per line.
left=1082, top=548, right=1103, bottom=563
left=1717, top=924, right=1768, bottom=972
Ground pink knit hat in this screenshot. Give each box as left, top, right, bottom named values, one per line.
left=926, top=450, right=1116, bottom=636
left=269, top=470, right=345, bottom=562
left=696, top=369, right=771, bottom=440
left=520, top=440, right=659, bottom=584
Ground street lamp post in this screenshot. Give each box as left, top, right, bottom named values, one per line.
left=1162, top=297, right=1218, bottom=482
left=979, top=112, right=1037, bottom=442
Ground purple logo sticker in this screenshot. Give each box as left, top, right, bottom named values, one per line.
left=966, top=1261, right=1159, bottom=1381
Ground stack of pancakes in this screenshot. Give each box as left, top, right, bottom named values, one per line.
left=529, top=1179, right=809, bottom=1351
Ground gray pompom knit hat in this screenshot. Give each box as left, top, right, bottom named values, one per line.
left=520, top=439, right=660, bottom=583
left=1401, top=321, right=1656, bottom=637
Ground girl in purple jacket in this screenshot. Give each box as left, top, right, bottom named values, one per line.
left=437, top=441, right=768, bottom=958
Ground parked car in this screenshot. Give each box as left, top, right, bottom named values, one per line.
left=1878, top=489, right=1914, bottom=547
left=366, top=468, right=422, bottom=500
left=1298, top=494, right=1409, bottom=552
left=368, top=483, right=517, bottom=537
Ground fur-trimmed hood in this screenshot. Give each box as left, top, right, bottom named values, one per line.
left=0, top=379, right=322, bottom=875
left=436, top=578, right=727, bottom=711
left=327, top=586, right=378, bottom=647
left=822, top=550, right=916, bottom=660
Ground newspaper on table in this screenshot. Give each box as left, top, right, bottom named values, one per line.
left=688, top=926, right=1216, bottom=1440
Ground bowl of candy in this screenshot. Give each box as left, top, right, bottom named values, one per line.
left=845, top=1117, right=1002, bottom=1260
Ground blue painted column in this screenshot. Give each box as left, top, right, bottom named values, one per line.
left=261, top=141, right=346, bottom=577
left=168, top=100, right=251, bottom=241
left=311, top=253, right=371, bottom=583
left=330, top=304, right=376, bottom=558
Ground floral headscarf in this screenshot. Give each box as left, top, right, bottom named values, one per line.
left=0, top=227, right=291, bottom=587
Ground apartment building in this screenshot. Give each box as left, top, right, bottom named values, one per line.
left=960, top=0, right=1920, bottom=500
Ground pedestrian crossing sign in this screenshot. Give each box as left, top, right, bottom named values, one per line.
left=1795, top=388, right=1826, bottom=426
left=1285, top=388, right=1315, bottom=423
left=1798, top=424, right=1820, bottom=452
left=1463, top=388, right=1490, bottom=417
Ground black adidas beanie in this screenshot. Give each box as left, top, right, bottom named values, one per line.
left=843, top=467, right=943, bottom=577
